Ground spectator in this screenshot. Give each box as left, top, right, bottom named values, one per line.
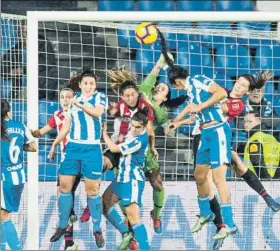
left=243, top=112, right=280, bottom=179
left=244, top=85, right=280, bottom=129
left=1, top=20, right=58, bottom=100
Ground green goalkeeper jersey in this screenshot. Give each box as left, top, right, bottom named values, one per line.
left=140, top=73, right=168, bottom=128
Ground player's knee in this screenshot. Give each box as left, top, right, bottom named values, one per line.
left=125, top=204, right=141, bottom=225
left=86, top=187, right=99, bottom=196
left=59, top=182, right=72, bottom=192
left=0, top=209, right=10, bottom=222
left=151, top=180, right=163, bottom=191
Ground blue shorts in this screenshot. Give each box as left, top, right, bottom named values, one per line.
left=1, top=182, right=24, bottom=213
left=109, top=179, right=145, bottom=207
left=59, top=142, right=102, bottom=180
left=196, top=122, right=232, bottom=169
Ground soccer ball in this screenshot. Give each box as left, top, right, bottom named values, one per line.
left=135, top=22, right=158, bottom=44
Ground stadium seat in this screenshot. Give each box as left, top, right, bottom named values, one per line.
left=272, top=95, right=280, bottom=117
left=177, top=0, right=214, bottom=11
left=216, top=0, right=254, bottom=11
left=215, top=44, right=253, bottom=77
left=264, top=80, right=274, bottom=103
left=11, top=101, right=27, bottom=124
left=1, top=79, right=12, bottom=99
left=136, top=46, right=161, bottom=75
left=236, top=22, right=272, bottom=48
left=98, top=0, right=135, bottom=11
left=272, top=44, right=280, bottom=77
left=255, top=45, right=273, bottom=71
left=177, top=42, right=214, bottom=76
left=214, top=72, right=234, bottom=90
left=138, top=0, right=175, bottom=11
left=39, top=100, right=59, bottom=127
left=117, top=28, right=140, bottom=49
left=1, top=18, right=18, bottom=55
left=196, top=22, right=236, bottom=49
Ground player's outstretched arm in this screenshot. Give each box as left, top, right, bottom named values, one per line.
left=140, top=53, right=174, bottom=96
left=199, top=82, right=227, bottom=111
left=173, top=103, right=193, bottom=122
left=102, top=123, right=121, bottom=153
left=49, top=115, right=71, bottom=160
left=168, top=115, right=196, bottom=132
left=31, top=124, right=53, bottom=138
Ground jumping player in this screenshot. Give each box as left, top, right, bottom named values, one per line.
left=49, top=70, right=108, bottom=248
left=102, top=108, right=150, bottom=250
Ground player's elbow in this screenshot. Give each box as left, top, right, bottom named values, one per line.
left=218, top=88, right=228, bottom=100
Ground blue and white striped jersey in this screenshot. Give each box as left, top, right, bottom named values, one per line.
left=117, top=131, right=149, bottom=183
left=186, top=75, right=225, bottom=124
left=69, top=91, right=108, bottom=143
left=1, top=120, right=34, bottom=185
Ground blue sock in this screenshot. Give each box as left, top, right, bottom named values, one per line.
left=221, top=204, right=235, bottom=228
left=59, top=192, right=73, bottom=228
left=105, top=207, right=129, bottom=234
left=88, top=195, right=102, bottom=232
left=1, top=221, right=7, bottom=250
left=198, top=196, right=212, bottom=218
left=132, top=223, right=150, bottom=250
left=1, top=220, right=21, bottom=250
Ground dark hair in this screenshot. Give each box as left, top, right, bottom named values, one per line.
left=239, top=71, right=268, bottom=91
left=156, top=27, right=189, bottom=85
left=1, top=99, right=11, bottom=141
left=80, top=68, right=97, bottom=81
left=67, top=71, right=81, bottom=92
left=132, top=107, right=149, bottom=126
left=119, top=80, right=138, bottom=95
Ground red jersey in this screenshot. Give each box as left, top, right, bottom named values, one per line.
left=47, top=110, right=68, bottom=153
left=113, top=97, right=154, bottom=143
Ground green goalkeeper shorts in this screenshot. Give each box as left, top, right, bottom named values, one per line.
left=144, top=146, right=159, bottom=173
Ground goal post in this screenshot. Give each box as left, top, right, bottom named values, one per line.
left=23, top=11, right=280, bottom=250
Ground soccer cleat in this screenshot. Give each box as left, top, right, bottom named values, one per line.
left=213, top=238, right=224, bottom=250
left=213, top=225, right=238, bottom=240
left=50, top=227, right=67, bottom=242
left=263, top=195, right=280, bottom=212
left=119, top=232, right=133, bottom=250
left=80, top=206, right=91, bottom=222
left=191, top=214, right=215, bottom=233
left=150, top=210, right=162, bottom=234
left=65, top=242, right=79, bottom=250
left=93, top=231, right=105, bottom=248
left=129, top=238, right=138, bottom=250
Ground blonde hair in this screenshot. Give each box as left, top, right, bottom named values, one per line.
left=107, top=66, right=137, bottom=94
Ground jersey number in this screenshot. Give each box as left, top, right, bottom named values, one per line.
left=9, top=137, right=20, bottom=164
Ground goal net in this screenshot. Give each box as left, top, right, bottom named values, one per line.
left=2, top=11, right=280, bottom=250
